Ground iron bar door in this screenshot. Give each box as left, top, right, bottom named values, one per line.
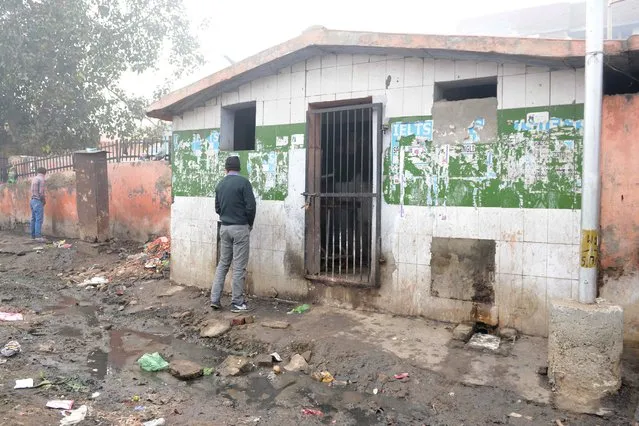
left=304, top=103, right=382, bottom=287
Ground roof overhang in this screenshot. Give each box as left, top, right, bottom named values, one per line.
left=146, top=27, right=639, bottom=121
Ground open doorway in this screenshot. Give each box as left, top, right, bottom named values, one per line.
left=304, top=100, right=382, bottom=286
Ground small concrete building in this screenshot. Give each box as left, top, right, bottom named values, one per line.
left=147, top=28, right=639, bottom=338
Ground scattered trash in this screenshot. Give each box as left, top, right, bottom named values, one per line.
left=555, top=420, right=565, bottom=426
left=203, top=367, right=214, bottom=376
left=301, top=408, right=323, bottom=416
left=80, top=276, right=108, bottom=287
left=449, top=392, right=455, bottom=397
left=144, top=236, right=170, bottom=272
left=311, top=371, right=334, bottom=383
left=288, top=304, right=311, bottom=314
left=142, top=419, right=166, bottom=426
left=394, top=373, right=409, bottom=380
left=60, top=405, right=88, bottom=425
left=467, top=333, right=501, bottom=351
left=137, top=352, right=169, bottom=372
left=90, top=392, right=100, bottom=399
left=54, top=240, right=72, bottom=249
left=46, top=400, right=74, bottom=410
left=14, top=378, right=34, bottom=389
left=273, top=365, right=281, bottom=374
left=270, top=352, right=282, bottom=362
left=1, top=340, right=21, bottom=357
left=132, top=395, right=141, bottom=402
left=373, top=388, right=379, bottom=395
left=509, top=412, right=523, bottom=418
left=0, top=312, right=24, bottom=321
left=134, top=405, right=145, bottom=411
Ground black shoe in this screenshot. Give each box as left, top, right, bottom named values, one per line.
left=210, top=302, right=222, bottom=310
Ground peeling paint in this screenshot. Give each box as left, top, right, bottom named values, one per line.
left=383, top=104, right=584, bottom=209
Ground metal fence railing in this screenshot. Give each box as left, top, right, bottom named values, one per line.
left=0, top=139, right=168, bottom=184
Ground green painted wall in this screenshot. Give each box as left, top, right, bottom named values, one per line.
left=383, top=104, right=584, bottom=209
left=172, top=123, right=305, bottom=199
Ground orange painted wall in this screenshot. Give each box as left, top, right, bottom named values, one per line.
left=600, top=94, right=639, bottom=274
left=0, top=162, right=170, bottom=242
left=600, top=94, right=639, bottom=342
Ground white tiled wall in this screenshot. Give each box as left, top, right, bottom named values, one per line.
left=171, top=53, right=586, bottom=337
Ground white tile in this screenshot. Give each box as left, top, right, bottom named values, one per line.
left=386, top=58, right=405, bottom=88
left=275, top=99, right=291, bottom=125
left=523, top=242, right=548, bottom=277
left=402, top=87, right=423, bottom=117
left=290, top=97, right=306, bottom=123
left=526, top=66, right=550, bottom=74
left=277, top=72, right=291, bottom=99
left=320, top=66, right=337, bottom=95
left=385, top=87, right=404, bottom=118
left=398, top=262, right=418, bottom=292
left=523, top=209, right=548, bottom=242
left=576, top=68, right=585, bottom=103
left=398, top=232, right=418, bottom=264
left=571, top=210, right=581, bottom=245
left=263, top=75, right=278, bottom=100
left=369, top=55, right=387, bottom=63
left=239, top=83, right=251, bottom=103
left=422, top=85, right=434, bottom=115
left=352, top=62, right=369, bottom=92
left=571, top=244, right=579, bottom=279
left=423, top=59, right=435, bottom=86
left=500, top=209, right=524, bottom=242
left=369, top=60, right=387, bottom=90
left=306, top=69, right=321, bottom=97
left=203, top=102, right=220, bottom=129
left=320, top=94, right=336, bottom=102
left=525, top=71, right=550, bottom=107
left=278, top=66, right=291, bottom=74
left=222, top=90, right=239, bottom=106
left=321, top=54, right=337, bottom=69
left=520, top=275, right=548, bottom=336
left=290, top=71, right=306, bottom=98
left=292, top=60, right=305, bottom=73
left=454, top=60, right=477, bottom=80
left=478, top=207, right=501, bottom=240
left=353, top=54, right=370, bottom=64
left=546, top=243, right=574, bottom=279
left=501, top=74, right=526, bottom=109
left=502, top=63, right=527, bottom=76
left=495, top=273, right=523, bottom=329
left=571, top=279, right=579, bottom=300
left=337, top=54, right=352, bottom=66
left=497, top=241, right=523, bottom=275
left=477, top=62, right=498, bottom=78
left=416, top=264, right=431, bottom=295
left=252, top=101, right=263, bottom=126
left=547, top=209, right=574, bottom=244
left=263, top=100, right=278, bottom=125
left=416, top=235, right=432, bottom=266
left=251, top=78, right=265, bottom=101
left=454, top=207, right=479, bottom=239
left=404, top=57, right=423, bottom=87
left=550, top=70, right=576, bottom=105
left=434, top=59, right=455, bottom=82
left=547, top=278, right=573, bottom=301
left=336, top=65, right=353, bottom=94
left=306, top=95, right=321, bottom=106
left=306, top=56, right=321, bottom=70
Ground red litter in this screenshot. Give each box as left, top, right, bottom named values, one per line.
left=394, top=373, right=409, bottom=380
left=302, top=408, right=323, bottom=416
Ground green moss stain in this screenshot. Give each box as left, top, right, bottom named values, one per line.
left=383, top=104, right=583, bottom=209
left=172, top=123, right=305, bottom=199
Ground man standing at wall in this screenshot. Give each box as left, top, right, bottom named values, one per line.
left=210, top=156, right=256, bottom=313
left=30, top=167, right=47, bottom=242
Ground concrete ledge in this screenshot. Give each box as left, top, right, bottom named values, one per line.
left=548, top=298, right=623, bottom=414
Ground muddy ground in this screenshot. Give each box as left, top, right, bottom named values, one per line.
left=0, top=230, right=637, bottom=426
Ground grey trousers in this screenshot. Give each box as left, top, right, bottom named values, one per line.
left=210, top=224, right=250, bottom=306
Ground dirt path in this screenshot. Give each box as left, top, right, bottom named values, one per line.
left=0, top=231, right=636, bottom=425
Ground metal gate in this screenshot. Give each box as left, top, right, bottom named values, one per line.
left=304, top=103, right=382, bottom=287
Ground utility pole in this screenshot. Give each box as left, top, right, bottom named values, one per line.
left=579, top=0, right=605, bottom=304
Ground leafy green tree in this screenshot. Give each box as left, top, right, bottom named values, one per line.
left=0, top=0, right=202, bottom=155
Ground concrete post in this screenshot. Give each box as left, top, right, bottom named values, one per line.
left=579, top=0, right=605, bottom=304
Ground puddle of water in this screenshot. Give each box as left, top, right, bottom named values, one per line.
left=88, top=348, right=109, bottom=380
left=47, top=296, right=99, bottom=327
left=109, top=329, right=172, bottom=369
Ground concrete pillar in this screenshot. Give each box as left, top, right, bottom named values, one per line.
left=548, top=298, right=623, bottom=414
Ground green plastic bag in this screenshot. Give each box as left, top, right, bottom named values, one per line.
left=288, top=304, right=311, bottom=315
left=137, top=352, right=169, bottom=372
